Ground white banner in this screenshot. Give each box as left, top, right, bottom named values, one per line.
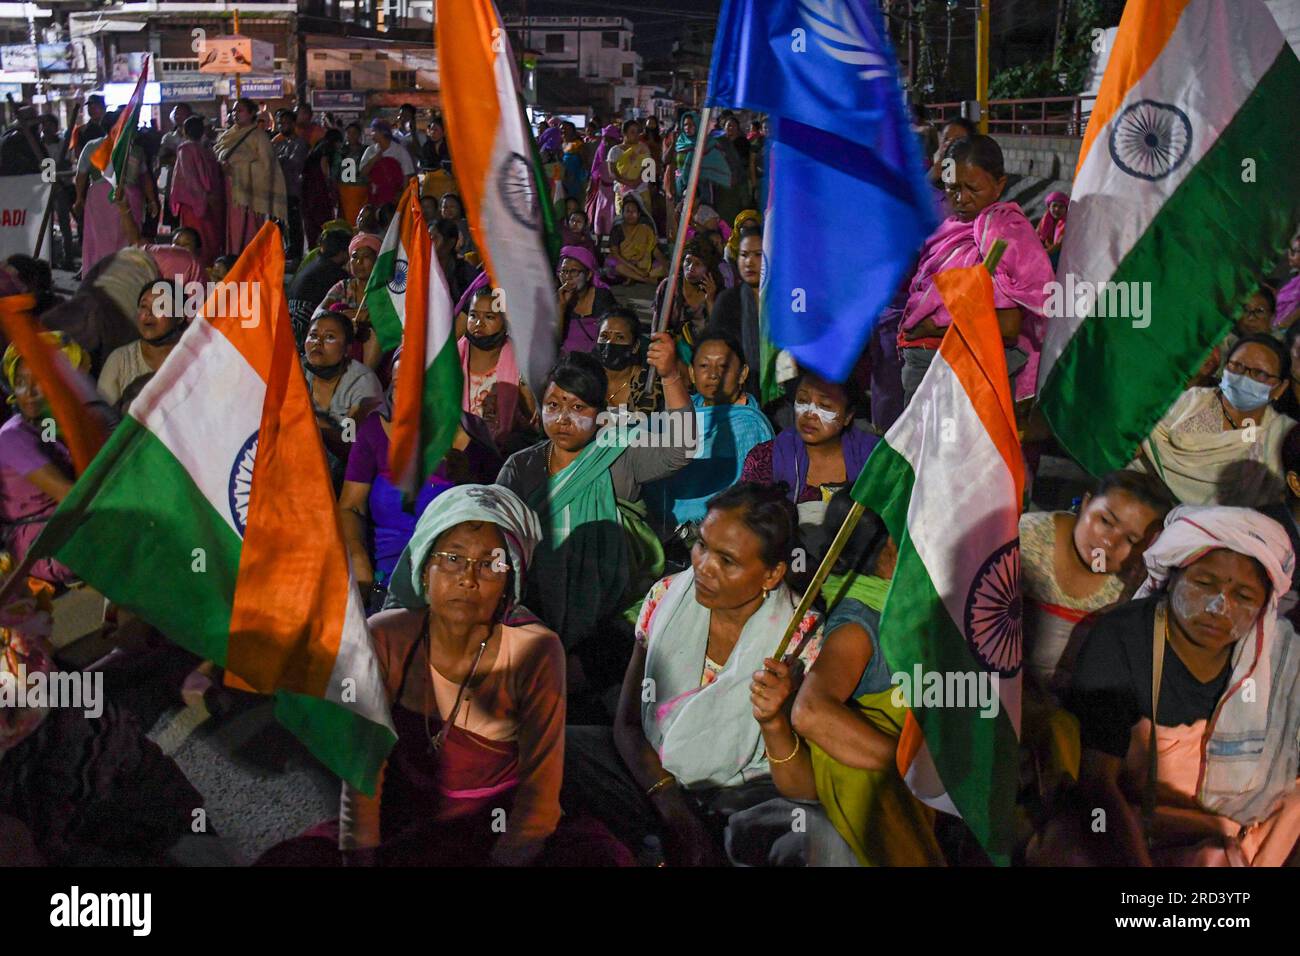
left=0, top=175, right=52, bottom=260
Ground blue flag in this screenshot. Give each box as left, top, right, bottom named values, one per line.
left=707, top=0, right=936, bottom=382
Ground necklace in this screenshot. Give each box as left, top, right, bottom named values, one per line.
left=424, top=628, right=491, bottom=755
left=607, top=374, right=632, bottom=405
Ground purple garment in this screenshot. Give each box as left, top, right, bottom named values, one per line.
left=1275, top=274, right=1300, bottom=328
left=0, top=415, right=76, bottom=584
left=344, top=414, right=452, bottom=578
left=770, top=425, right=878, bottom=504
left=559, top=244, right=609, bottom=289
left=869, top=306, right=906, bottom=432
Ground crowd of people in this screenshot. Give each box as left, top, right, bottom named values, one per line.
left=0, top=96, right=1298, bottom=868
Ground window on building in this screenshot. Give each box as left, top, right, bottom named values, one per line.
left=324, top=70, right=352, bottom=90
left=621, top=62, right=634, bottom=78
left=390, top=69, right=417, bottom=90
left=349, top=52, right=364, bottom=61
left=545, top=33, right=564, bottom=53
left=602, top=31, right=619, bottom=48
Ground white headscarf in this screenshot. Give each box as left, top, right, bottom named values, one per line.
left=1136, top=505, right=1300, bottom=823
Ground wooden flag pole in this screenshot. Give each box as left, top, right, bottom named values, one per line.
left=644, top=105, right=714, bottom=395
left=772, top=238, right=1009, bottom=660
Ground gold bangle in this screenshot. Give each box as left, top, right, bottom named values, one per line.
left=646, top=774, right=676, bottom=797
left=765, top=735, right=801, bottom=764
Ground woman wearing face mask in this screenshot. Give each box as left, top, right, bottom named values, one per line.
left=312, top=232, right=383, bottom=370
left=496, top=345, right=693, bottom=715
left=1133, top=334, right=1296, bottom=507
left=303, top=313, right=386, bottom=479
left=458, top=285, right=538, bottom=451
left=1031, top=506, right=1300, bottom=867
left=556, top=245, right=618, bottom=355
left=98, top=281, right=188, bottom=406
left=741, top=371, right=876, bottom=522
left=562, top=482, right=823, bottom=866
left=0, top=335, right=94, bottom=585
left=595, top=307, right=660, bottom=415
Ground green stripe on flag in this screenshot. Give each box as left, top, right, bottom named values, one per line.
left=34, top=418, right=242, bottom=664
left=274, top=690, right=393, bottom=796
left=420, top=336, right=464, bottom=483
left=367, top=245, right=404, bottom=352
left=1040, top=48, right=1300, bottom=474
left=852, top=441, right=1020, bottom=866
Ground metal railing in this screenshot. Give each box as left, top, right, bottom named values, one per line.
left=926, top=94, right=1096, bottom=137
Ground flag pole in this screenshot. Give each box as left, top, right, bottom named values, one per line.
left=772, top=238, right=1009, bottom=660
left=644, top=105, right=714, bottom=394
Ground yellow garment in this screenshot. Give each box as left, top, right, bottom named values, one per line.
left=726, top=208, right=762, bottom=259
left=3, top=332, right=88, bottom=388
left=612, top=222, right=658, bottom=274
left=809, top=687, right=946, bottom=866
left=215, top=122, right=288, bottom=222
left=613, top=141, right=649, bottom=182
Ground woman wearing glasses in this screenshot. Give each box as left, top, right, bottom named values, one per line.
left=261, top=485, right=624, bottom=866
left=555, top=245, right=618, bottom=355
left=1133, top=334, right=1297, bottom=507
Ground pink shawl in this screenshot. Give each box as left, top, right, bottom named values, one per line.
left=1036, top=190, right=1069, bottom=246
left=458, top=334, right=520, bottom=445
left=169, top=140, right=225, bottom=265
left=901, top=201, right=1056, bottom=400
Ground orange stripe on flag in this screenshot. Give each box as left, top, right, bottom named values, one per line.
left=934, top=265, right=1025, bottom=506
left=203, top=233, right=276, bottom=384
left=1075, top=0, right=1191, bottom=175
left=225, top=222, right=349, bottom=697
left=388, top=187, right=429, bottom=496
left=896, top=711, right=925, bottom=779
left=436, top=0, right=507, bottom=289
left=0, top=294, right=108, bottom=475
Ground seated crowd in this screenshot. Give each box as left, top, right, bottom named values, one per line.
left=1, top=108, right=1299, bottom=869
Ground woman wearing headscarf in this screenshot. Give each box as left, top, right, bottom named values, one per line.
left=1036, top=190, right=1068, bottom=261
left=603, top=195, right=667, bottom=285
left=584, top=123, right=620, bottom=240
left=215, top=98, right=287, bottom=256
left=1033, top=506, right=1300, bottom=866
left=312, top=231, right=384, bottom=369
left=562, top=482, right=823, bottom=866
left=711, top=115, right=751, bottom=222
left=555, top=245, right=618, bottom=355
left=496, top=346, right=694, bottom=714
left=669, top=111, right=731, bottom=216
left=458, top=282, right=539, bottom=452
left=0, top=334, right=93, bottom=585
left=341, top=352, right=501, bottom=612
left=1132, top=333, right=1296, bottom=507
left=263, top=485, right=622, bottom=866
left=724, top=209, right=761, bottom=265
left=899, top=135, right=1054, bottom=405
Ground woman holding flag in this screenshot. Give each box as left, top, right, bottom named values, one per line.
left=73, top=116, right=158, bottom=275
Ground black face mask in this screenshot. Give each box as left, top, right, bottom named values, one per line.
left=305, top=358, right=347, bottom=380
left=596, top=342, right=637, bottom=371
left=143, top=321, right=187, bottom=347
left=466, top=329, right=507, bottom=352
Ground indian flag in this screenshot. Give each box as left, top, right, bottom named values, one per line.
left=31, top=222, right=395, bottom=793
left=436, top=0, right=559, bottom=389
left=850, top=263, right=1023, bottom=866
left=1037, top=0, right=1300, bottom=473
left=365, top=180, right=462, bottom=499
left=89, top=55, right=150, bottom=199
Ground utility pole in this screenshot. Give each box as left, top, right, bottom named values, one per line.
left=233, top=7, right=241, bottom=99
left=975, top=0, right=989, bottom=133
